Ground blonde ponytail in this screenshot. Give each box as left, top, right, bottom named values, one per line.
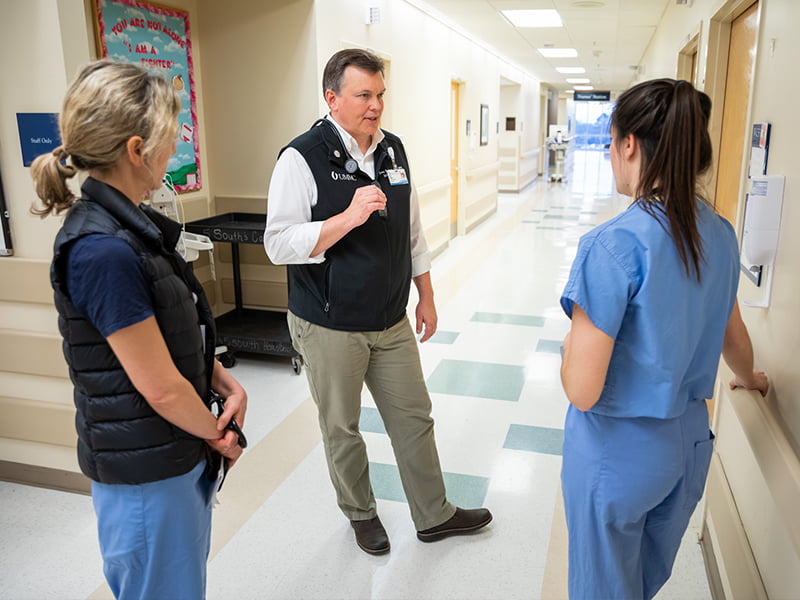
left=30, top=145, right=78, bottom=217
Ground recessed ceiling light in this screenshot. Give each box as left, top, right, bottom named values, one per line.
left=573, top=85, right=594, bottom=90
left=572, top=1, right=605, bottom=8
left=538, top=48, right=578, bottom=58
left=566, top=78, right=590, bottom=83
left=556, top=67, right=586, bottom=74
left=502, top=9, right=563, bottom=28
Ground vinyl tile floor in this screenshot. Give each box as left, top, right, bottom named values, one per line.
left=0, top=150, right=712, bottom=600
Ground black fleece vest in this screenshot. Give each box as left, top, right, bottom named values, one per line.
left=51, top=178, right=217, bottom=484
left=283, top=120, right=412, bottom=331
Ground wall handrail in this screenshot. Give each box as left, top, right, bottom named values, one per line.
left=417, top=177, right=452, bottom=196
left=465, top=161, right=500, bottom=180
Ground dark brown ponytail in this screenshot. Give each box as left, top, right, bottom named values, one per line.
left=611, top=78, right=713, bottom=280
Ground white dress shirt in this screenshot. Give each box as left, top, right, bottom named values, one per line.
left=264, top=115, right=431, bottom=277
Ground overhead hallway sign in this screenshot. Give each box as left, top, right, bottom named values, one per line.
left=574, top=91, right=611, bottom=101
left=94, top=0, right=201, bottom=191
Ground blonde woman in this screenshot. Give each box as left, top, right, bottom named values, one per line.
left=31, top=60, right=246, bottom=599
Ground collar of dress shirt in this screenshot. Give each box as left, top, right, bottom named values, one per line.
left=324, top=114, right=385, bottom=160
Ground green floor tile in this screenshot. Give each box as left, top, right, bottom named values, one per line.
left=471, top=312, right=545, bottom=327
left=536, top=339, right=562, bottom=354
left=429, top=330, right=460, bottom=344
left=503, top=424, right=564, bottom=456
left=369, top=462, right=490, bottom=508
left=359, top=406, right=386, bottom=434
left=426, top=359, right=525, bottom=402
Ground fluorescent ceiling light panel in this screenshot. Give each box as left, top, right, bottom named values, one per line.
left=573, top=85, right=594, bottom=90
left=502, top=9, right=563, bottom=28
left=538, top=48, right=578, bottom=58
left=556, top=67, right=586, bottom=74
left=566, top=78, right=590, bottom=83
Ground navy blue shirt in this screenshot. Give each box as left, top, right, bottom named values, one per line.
left=65, top=234, right=154, bottom=337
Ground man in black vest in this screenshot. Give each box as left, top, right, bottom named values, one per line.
left=264, top=49, right=492, bottom=555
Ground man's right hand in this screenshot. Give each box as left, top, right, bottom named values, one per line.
left=312, top=184, right=387, bottom=257
left=345, top=184, right=387, bottom=227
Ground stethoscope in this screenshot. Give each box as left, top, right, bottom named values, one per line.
left=316, top=118, right=360, bottom=174
left=316, top=117, right=398, bottom=177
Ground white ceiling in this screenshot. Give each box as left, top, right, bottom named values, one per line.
left=414, top=0, right=672, bottom=92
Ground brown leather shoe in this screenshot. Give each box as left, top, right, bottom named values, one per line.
left=416, top=507, right=493, bottom=542
left=350, top=516, right=390, bottom=555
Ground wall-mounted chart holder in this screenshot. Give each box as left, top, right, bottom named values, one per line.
left=740, top=174, right=785, bottom=308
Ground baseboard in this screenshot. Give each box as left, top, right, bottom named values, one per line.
left=0, top=460, right=90, bottom=495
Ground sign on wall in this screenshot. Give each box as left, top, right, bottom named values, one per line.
left=94, top=0, right=201, bottom=192
left=16, top=113, right=62, bottom=167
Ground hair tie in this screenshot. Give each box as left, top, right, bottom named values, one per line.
left=52, top=145, right=69, bottom=160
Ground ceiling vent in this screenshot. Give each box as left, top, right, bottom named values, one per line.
left=676, top=0, right=693, bottom=6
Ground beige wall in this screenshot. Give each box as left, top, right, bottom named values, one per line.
left=0, top=0, right=542, bottom=485
left=639, top=0, right=800, bottom=595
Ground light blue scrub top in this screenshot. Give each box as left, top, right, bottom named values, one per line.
left=560, top=200, right=739, bottom=419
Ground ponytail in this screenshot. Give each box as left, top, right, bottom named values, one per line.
left=30, top=145, right=78, bottom=217
left=611, top=78, right=713, bottom=280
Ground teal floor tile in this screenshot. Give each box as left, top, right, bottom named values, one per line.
left=536, top=339, right=562, bottom=354
left=544, top=214, right=580, bottom=221
left=369, top=462, right=490, bottom=508
left=427, top=359, right=525, bottom=402
left=503, top=424, right=564, bottom=456
left=471, top=312, right=545, bottom=327
left=429, top=330, right=460, bottom=344
left=359, top=406, right=386, bottom=434
left=442, top=471, right=491, bottom=508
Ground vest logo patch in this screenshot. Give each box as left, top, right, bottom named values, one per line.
left=331, top=170, right=357, bottom=182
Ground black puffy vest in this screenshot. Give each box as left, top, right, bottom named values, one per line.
left=283, top=121, right=413, bottom=331
left=51, top=177, right=218, bottom=484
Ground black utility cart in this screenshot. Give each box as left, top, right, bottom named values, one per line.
left=185, top=212, right=301, bottom=374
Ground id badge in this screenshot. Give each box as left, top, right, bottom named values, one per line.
left=386, top=168, right=409, bottom=186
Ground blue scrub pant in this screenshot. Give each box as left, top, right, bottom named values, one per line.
left=561, top=399, right=714, bottom=600
left=91, top=460, right=214, bottom=600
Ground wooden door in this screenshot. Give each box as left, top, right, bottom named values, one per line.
left=714, top=1, right=759, bottom=225
left=450, top=81, right=460, bottom=239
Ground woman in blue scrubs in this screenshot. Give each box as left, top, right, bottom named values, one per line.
left=559, top=78, right=769, bottom=599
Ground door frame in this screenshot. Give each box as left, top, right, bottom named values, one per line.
left=703, top=0, right=762, bottom=229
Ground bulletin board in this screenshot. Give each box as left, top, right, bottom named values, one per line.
left=93, top=0, right=201, bottom=191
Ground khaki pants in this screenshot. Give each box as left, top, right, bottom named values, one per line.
left=288, top=311, right=455, bottom=531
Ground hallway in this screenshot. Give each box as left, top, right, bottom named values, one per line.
left=0, top=151, right=712, bottom=599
